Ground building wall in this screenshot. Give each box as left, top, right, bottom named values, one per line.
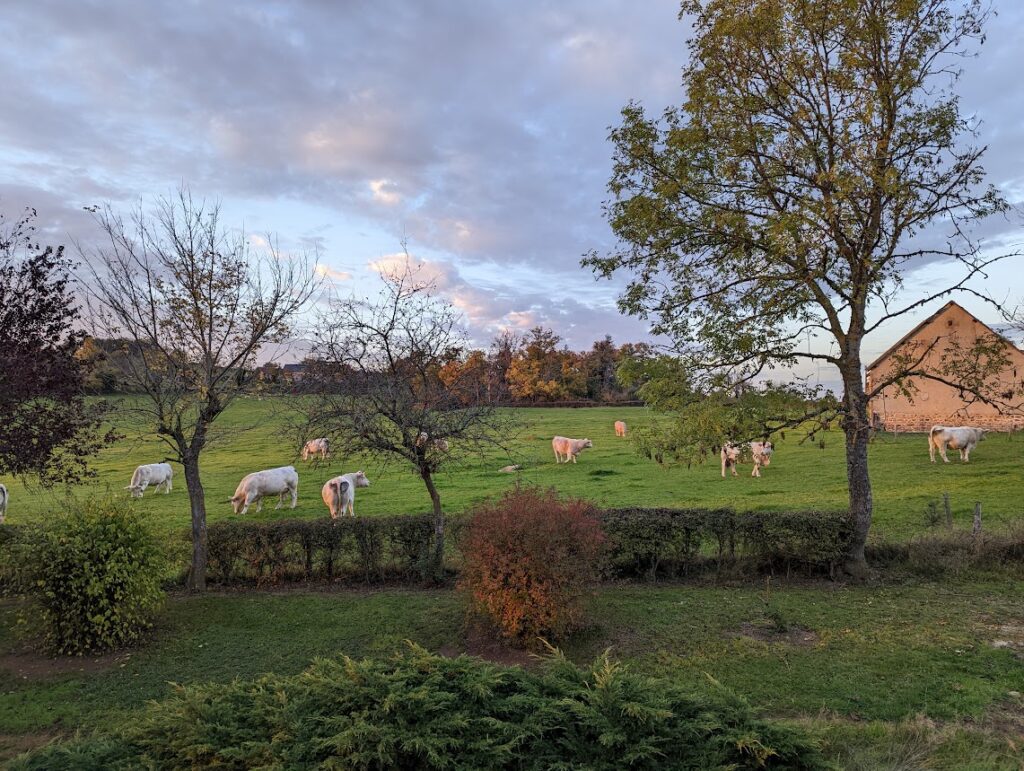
left=866, top=304, right=1024, bottom=432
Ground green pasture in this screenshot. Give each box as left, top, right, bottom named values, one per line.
left=2, top=580, right=1022, bottom=767
left=3, top=397, right=1023, bottom=540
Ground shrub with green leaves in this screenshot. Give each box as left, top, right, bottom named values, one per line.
left=15, top=498, right=164, bottom=655
left=14, top=645, right=828, bottom=770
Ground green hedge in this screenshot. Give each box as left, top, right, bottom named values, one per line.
left=205, top=515, right=437, bottom=585
left=599, top=507, right=854, bottom=579
left=12, top=645, right=828, bottom=770
left=201, top=507, right=852, bottom=587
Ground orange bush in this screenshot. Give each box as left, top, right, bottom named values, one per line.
left=459, top=487, right=606, bottom=643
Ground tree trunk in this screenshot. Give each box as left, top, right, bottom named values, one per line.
left=183, top=452, right=209, bottom=592
left=420, top=467, right=444, bottom=580
left=841, top=365, right=873, bottom=578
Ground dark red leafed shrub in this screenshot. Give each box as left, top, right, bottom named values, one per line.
left=459, top=487, right=605, bottom=643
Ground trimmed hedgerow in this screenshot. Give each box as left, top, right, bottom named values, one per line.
left=12, top=645, right=828, bottom=770
left=599, top=507, right=854, bottom=578
left=13, top=499, right=164, bottom=655
left=205, top=514, right=437, bottom=585
left=459, top=488, right=606, bottom=643
left=199, top=507, right=854, bottom=587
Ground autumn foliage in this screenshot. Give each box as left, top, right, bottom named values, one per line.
left=459, top=488, right=606, bottom=643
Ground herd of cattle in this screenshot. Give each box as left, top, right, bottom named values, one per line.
left=0, top=424, right=994, bottom=524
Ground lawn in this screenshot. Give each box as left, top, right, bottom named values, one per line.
left=3, top=397, right=1023, bottom=541
left=2, top=580, right=1022, bottom=768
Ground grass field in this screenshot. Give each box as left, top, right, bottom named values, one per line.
left=3, top=397, right=1023, bottom=540
left=3, top=398, right=1024, bottom=767
left=2, top=580, right=1022, bottom=767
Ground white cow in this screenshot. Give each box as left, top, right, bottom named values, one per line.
left=749, top=441, right=774, bottom=478
left=301, top=438, right=330, bottom=461
left=0, top=483, right=7, bottom=524
left=614, top=420, right=628, bottom=438
left=125, top=463, right=173, bottom=498
left=552, top=436, right=593, bottom=464
left=721, top=443, right=742, bottom=477
left=230, top=465, right=299, bottom=515
left=321, top=471, right=371, bottom=518
left=929, top=425, right=988, bottom=463
left=416, top=432, right=450, bottom=452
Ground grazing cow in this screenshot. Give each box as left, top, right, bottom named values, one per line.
left=125, top=463, right=173, bottom=498
left=721, top=443, right=742, bottom=478
left=552, top=436, right=593, bottom=464
left=416, top=432, right=450, bottom=452
left=749, top=441, right=774, bottom=478
left=301, top=438, right=330, bottom=461
left=0, top=483, right=7, bottom=524
left=929, top=425, right=988, bottom=463
left=614, top=420, right=628, bottom=438
left=321, top=471, right=370, bottom=518
left=230, top=466, right=299, bottom=515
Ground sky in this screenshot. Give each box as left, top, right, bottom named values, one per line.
left=2, top=0, right=1023, bottom=384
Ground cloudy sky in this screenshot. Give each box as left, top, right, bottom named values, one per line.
left=2, top=0, right=1023, bottom=378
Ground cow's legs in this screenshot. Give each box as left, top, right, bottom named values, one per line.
left=962, top=446, right=971, bottom=462
left=553, top=449, right=561, bottom=464
left=255, top=495, right=264, bottom=513
left=290, top=484, right=298, bottom=509
left=570, top=453, right=577, bottom=463
left=938, top=443, right=950, bottom=463
left=929, top=437, right=936, bottom=463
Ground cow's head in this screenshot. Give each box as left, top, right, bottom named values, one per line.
left=353, top=470, right=370, bottom=488
left=583, top=439, right=593, bottom=449
left=980, top=429, right=990, bottom=441
left=229, top=494, right=245, bottom=514
left=124, top=485, right=143, bottom=499
left=723, top=443, right=741, bottom=462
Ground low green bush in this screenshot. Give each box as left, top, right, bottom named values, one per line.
left=205, top=514, right=436, bottom=585
left=13, top=498, right=164, bottom=655
left=600, top=507, right=854, bottom=578
left=13, top=645, right=828, bottom=770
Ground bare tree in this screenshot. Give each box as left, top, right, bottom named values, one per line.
left=81, top=189, right=319, bottom=591
left=301, top=259, right=517, bottom=576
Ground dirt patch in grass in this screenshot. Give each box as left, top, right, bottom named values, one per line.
left=0, top=647, right=132, bottom=681
left=0, top=730, right=64, bottom=765
left=989, top=622, right=1024, bottom=659
left=438, top=621, right=536, bottom=668
left=734, top=621, right=820, bottom=647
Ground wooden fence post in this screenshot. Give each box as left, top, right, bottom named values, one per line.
left=943, top=492, right=952, bottom=528
left=972, top=502, right=982, bottom=536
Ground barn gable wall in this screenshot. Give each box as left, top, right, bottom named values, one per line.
left=866, top=303, right=1024, bottom=432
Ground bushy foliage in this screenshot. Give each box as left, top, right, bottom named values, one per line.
left=14, top=499, right=164, bottom=655
left=13, top=645, right=828, bottom=770
left=205, top=514, right=437, bottom=585
left=600, top=507, right=854, bottom=578
left=459, top=487, right=606, bottom=642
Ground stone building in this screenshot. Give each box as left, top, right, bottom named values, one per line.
left=866, top=301, right=1024, bottom=432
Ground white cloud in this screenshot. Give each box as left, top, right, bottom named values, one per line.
left=314, top=263, right=353, bottom=282
left=368, top=178, right=400, bottom=205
